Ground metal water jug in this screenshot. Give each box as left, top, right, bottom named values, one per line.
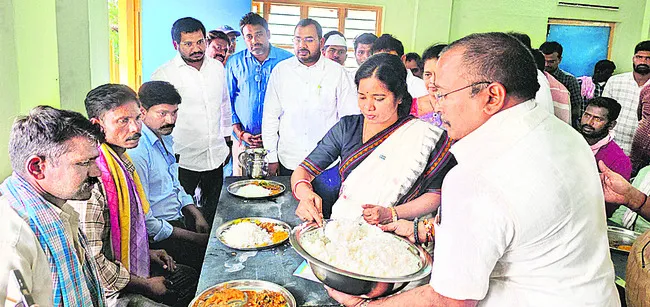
left=238, top=148, right=269, bottom=179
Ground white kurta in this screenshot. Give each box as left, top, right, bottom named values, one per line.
left=430, top=100, right=619, bottom=306
left=262, top=56, right=359, bottom=169
left=151, top=54, right=233, bottom=171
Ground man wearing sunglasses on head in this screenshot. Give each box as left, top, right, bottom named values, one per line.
left=225, top=12, right=293, bottom=176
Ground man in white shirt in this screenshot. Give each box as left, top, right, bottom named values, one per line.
left=602, top=40, right=650, bottom=155
left=262, top=18, right=358, bottom=213
left=328, top=32, right=619, bottom=307
left=371, top=34, right=428, bottom=99
left=151, top=17, right=232, bottom=225
left=0, top=106, right=105, bottom=306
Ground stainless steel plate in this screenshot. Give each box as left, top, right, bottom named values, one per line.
left=190, top=279, right=296, bottom=307
left=216, top=217, right=291, bottom=251
left=227, top=179, right=286, bottom=199
left=608, top=226, right=641, bottom=253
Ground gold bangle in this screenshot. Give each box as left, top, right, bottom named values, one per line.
left=390, top=207, right=398, bottom=223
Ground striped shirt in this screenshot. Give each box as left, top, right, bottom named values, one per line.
left=602, top=72, right=647, bottom=155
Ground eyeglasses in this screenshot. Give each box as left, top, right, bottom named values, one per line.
left=433, top=81, right=491, bottom=102
left=180, top=39, right=206, bottom=48
left=293, top=37, right=317, bottom=44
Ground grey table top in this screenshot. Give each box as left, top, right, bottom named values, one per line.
left=196, top=176, right=338, bottom=306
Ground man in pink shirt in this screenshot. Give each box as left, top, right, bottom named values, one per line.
left=580, top=96, right=632, bottom=217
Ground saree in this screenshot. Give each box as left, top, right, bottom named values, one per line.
left=300, top=115, right=454, bottom=220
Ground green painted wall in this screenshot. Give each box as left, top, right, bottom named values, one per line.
left=56, top=0, right=92, bottom=114
left=0, top=0, right=109, bottom=180
left=0, top=0, right=21, bottom=179
left=14, top=0, right=61, bottom=114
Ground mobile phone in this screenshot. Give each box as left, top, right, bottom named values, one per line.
left=9, top=270, right=37, bottom=307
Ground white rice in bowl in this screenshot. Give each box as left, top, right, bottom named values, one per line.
left=222, top=221, right=272, bottom=248
left=300, top=220, right=421, bottom=278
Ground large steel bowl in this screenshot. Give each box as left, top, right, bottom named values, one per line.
left=290, top=221, right=432, bottom=298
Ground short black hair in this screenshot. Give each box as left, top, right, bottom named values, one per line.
left=295, top=18, right=322, bottom=39
left=207, top=30, right=231, bottom=46
left=371, top=34, right=404, bottom=57
left=422, top=44, right=447, bottom=62
left=10, top=106, right=101, bottom=173
left=594, top=59, right=616, bottom=73
left=539, top=41, right=563, bottom=57
left=587, top=96, right=621, bottom=122
left=405, top=52, right=421, bottom=62
left=444, top=32, right=540, bottom=101
left=635, top=40, right=650, bottom=54
left=531, top=49, right=545, bottom=71
left=355, top=53, right=412, bottom=118
left=138, top=81, right=182, bottom=110
left=593, top=59, right=616, bottom=83
left=239, top=12, right=269, bottom=31
left=507, top=32, right=532, bottom=49
left=171, top=17, right=206, bottom=44
left=85, top=84, right=139, bottom=120
left=354, top=33, right=377, bottom=51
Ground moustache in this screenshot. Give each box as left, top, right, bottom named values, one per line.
left=581, top=124, right=594, bottom=131
left=161, top=124, right=175, bottom=130
left=298, top=48, right=310, bottom=54
left=190, top=51, right=204, bottom=57
left=253, top=44, right=263, bottom=48
left=83, top=177, right=100, bottom=188
left=127, top=132, right=142, bottom=141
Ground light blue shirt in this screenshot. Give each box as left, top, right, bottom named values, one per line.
left=226, top=45, right=293, bottom=139
left=128, top=125, right=194, bottom=242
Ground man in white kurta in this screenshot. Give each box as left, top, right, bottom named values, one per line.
left=151, top=17, right=232, bottom=224
left=262, top=18, right=357, bottom=214
left=262, top=19, right=357, bottom=174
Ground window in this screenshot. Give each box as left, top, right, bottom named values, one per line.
left=252, top=0, right=382, bottom=68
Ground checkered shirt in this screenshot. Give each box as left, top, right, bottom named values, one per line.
left=602, top=72, right=644, bottom=155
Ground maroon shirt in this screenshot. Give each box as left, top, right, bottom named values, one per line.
left=595, top=140, right=632, bottom=217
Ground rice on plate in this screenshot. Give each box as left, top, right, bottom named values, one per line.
left=221, top=220, right=289, bottom=249
left=300, top=219, right=421, bottom=278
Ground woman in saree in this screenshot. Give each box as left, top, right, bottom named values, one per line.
left=409, top=44, right=447, bottom=126
left=291, top=53, right=456, bottom=226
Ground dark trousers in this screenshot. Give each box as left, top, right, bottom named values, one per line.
left=178, top=166, right=223, bottom=226
left=151, top=263, right=198, bottom=307
left=280, top=163, right=341, bottom=218
left=149, top=219, right=206, bottom=272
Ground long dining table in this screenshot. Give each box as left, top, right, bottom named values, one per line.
left=195, top=176, right=338, bottom=306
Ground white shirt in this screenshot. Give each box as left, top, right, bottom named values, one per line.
left=262, top=56, right=359, bottom=169
left=406, top=69, right=428, bottom=98
left=430, top=100, right=619, bottom=306
left=151, top=54, right=233, bottom=172
left=535, top=69, right=555, bottom=115
left=0, top=197, right=86, bottom=307
left=603, top=72, right=647, bottom=155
